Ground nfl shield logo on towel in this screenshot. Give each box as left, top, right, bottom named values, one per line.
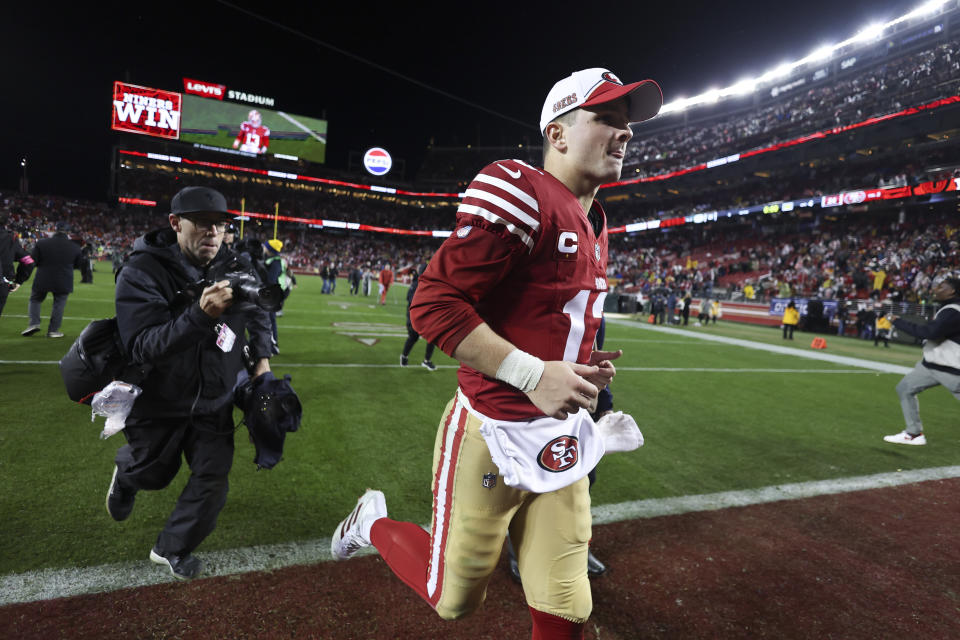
left=482, top=472, right=497, bottom=489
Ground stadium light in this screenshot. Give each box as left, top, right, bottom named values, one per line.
left=648, top=0, right=949, bottom=115
left=725, top=78, right=758, bottom=96
left=761, top=63, right=793, bottom=83
left=912, top=0, right=948, bottom=17
left=807, top=45, right=835, bottom=63
left=853, top=23, right=886, bottom=42
left=659, top=97, right=683, bottom=114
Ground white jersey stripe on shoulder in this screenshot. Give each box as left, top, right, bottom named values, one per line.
left=473, top=174, right=540, bottom=214
left=457, top=204, right=534, bottom=250
left=463, top=188, right=540, bottom=232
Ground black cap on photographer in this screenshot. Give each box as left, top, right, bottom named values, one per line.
left=169, top=186, right=232, bottom=219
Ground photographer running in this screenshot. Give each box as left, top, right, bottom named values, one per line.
left=106, top=186, right=274, bottom=580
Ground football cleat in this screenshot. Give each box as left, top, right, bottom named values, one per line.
left=587, top=549, right=608, bottom=577
left=400, top=354, right=409, bottom=367
left=331, top=489, right=387, bottom=560
left=421, top=360, right=437, bottom=371
left=883, top=431, right=926, bottom=446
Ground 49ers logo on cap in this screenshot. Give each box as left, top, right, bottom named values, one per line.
left=601, top=71, right=623, bottom=85
left=537, top=435, right=579, bottom=473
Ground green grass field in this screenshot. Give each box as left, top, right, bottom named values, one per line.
left=1, top=269, right=958, bottom=576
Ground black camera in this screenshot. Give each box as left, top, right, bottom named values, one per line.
left=178, top=257, right=283, bottom=312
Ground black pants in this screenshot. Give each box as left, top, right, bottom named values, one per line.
left=114, top=406, right=235, bottom=556
left=783, top=324, right=795, bottom=339
left=402, top=316, right=435, bottom=361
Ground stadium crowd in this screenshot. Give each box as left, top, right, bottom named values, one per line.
left=622, top=36, right=960, bottom=175
left=4, top=186, right=956, bottom=315
left=607, top=206, right=959, bottom=309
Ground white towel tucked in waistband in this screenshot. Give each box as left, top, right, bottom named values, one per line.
left=459, top=389, right=643, bottom=493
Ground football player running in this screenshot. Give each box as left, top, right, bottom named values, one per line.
left=331, top=68, right=660, bottom=640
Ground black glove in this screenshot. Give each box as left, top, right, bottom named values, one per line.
left=234, top=370, right=302, bottom=469
left=592, top=386, right=614, bottom=421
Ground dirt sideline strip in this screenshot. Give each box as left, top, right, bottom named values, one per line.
left=3, top=465, right=958, bottom=607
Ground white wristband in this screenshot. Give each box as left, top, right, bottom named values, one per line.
left=495, top=349, right=545, bottom=393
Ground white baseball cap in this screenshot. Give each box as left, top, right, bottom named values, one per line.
left=539, top=68, right=663, bottom=133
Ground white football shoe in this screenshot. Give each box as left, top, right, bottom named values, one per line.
left=331, top=489, right=387, bottom=560
left=883, top=431, right=927, bottom=446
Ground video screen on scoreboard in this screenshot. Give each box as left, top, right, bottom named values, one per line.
left=180, top=94, right=328, bottom=164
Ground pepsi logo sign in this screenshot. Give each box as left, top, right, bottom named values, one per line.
left=363, top=147, right=393, bottom=176
left=537, top=435, right=579, bottom=473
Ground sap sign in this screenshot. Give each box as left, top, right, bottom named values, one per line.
left=363, top=147, right=393, bottom=176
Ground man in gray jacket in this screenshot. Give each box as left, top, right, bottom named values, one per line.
left=883, top=275, right=960, bottom=446
left=106, top=186, right=273, bottom=580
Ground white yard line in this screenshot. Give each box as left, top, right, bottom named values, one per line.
left=607, top=318, right=914, bottom=375
left=3, top=466, right=957, bottom=606
left=0, top=360, right=890, bottom=374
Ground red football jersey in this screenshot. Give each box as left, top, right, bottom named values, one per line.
left=236, top=121, right=271, bottom=153
left=411, top=159, right=609, bottom=420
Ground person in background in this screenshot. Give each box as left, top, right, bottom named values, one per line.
left=710, top=298, right=722, bottom=325
left=22, top=222, right=83, bottom=338
left=0, top=215, right=35, bottom=319
left=400, top=265, right=437, bottom=371
left=378, top=262, right=393, bottom=305
left=874, top=308, right=892, bottom=348
left=79, top=241, right=94, bottom=284
left=836, top=297, right=848, bottom=336
left=349, top=264, right=362, bottom=295
left=362, top=264, right=373, bottom=296
left=222, top=223, right=237, bottom=251
left=782, top=300, right=799, bottom=340
left=264, top=239, right=292, bottom=346
left=883, top=276, right=960, bottom=446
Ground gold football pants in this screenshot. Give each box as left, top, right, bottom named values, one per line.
left=428, top=394, right=593, bottom=622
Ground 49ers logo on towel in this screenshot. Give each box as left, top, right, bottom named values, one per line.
left=537, top=435, right=579, bottom=472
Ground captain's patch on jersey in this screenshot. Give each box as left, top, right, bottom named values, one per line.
left=456, top=225, right=473, bottom=239
left=537, top=435, right=579, bottom=472
left=553, top=230, right=579, bottom=261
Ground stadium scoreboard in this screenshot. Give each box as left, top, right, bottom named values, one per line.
left=111, top=78, right=328, bottom=164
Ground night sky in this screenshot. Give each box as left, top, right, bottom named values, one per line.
left=3, top=0, right=920, bottom=201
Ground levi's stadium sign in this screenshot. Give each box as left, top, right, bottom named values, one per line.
left=363, top=147, right=392, bottom=176
left=111, top=82, right=181, bottom=140
left=183, top=78, right=225, bottom=100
